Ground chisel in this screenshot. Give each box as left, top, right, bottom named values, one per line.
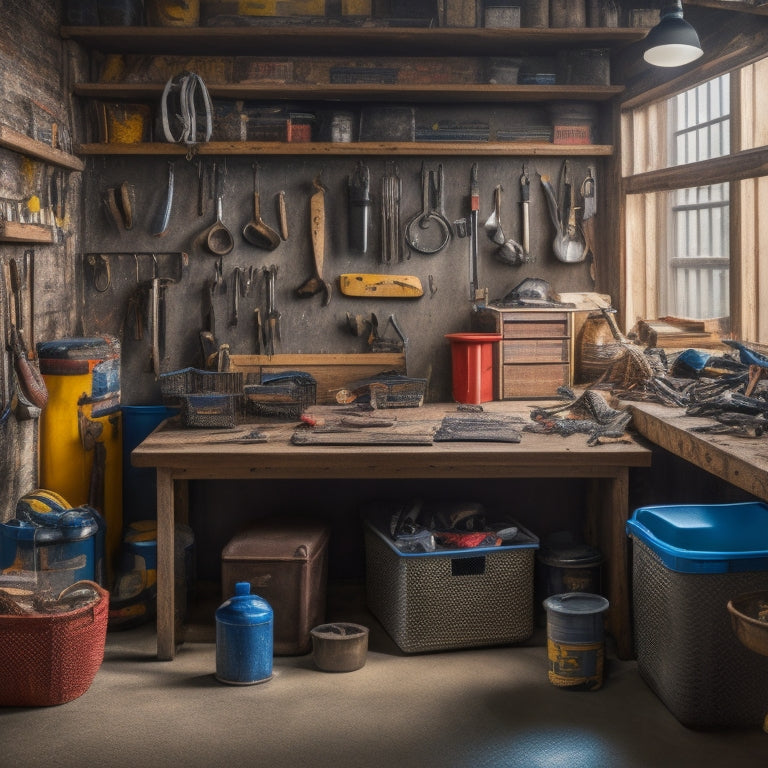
left=469, top=163, right=480, bottom=302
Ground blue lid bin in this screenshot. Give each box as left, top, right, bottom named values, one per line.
left=626, top=502, right=768, bottom=728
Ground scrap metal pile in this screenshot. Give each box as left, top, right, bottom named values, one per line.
left=588, top=335, right=768, bottom=439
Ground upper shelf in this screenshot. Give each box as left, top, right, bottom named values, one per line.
left=74, top=82, right=624, bottom=103
left=61, top=25, right=647, bottom=57
left=76, top=141, right=614, bottom=157
left=0, top=125, right=84, bottom=171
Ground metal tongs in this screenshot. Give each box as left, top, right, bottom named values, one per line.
left=405, top=163, right=452, bottom=255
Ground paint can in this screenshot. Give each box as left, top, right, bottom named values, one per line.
left=216, top=582, right=273, bottom=685
left=543, top=592, right=609, bottom=691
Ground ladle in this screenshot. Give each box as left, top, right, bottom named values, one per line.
left=484, top=185, right=506, bottom=245
left=243, top=164, right=280, bottom=251
left=204, top=195, right=234, bottom=256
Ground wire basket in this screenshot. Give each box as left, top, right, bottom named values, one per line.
left=244, top=371, right=316, bottom=420
left=159, top=367, right=243, bottom=406
left=179, top=393, right=240, bottom=428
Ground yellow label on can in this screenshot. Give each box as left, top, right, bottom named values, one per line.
left=547, top=638, right=604, bottom=690
left=238, top=0, right=275, bottom=15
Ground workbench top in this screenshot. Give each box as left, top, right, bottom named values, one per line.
left=628, top=400, right=768, bottom=502
left=131, top=401, right=652, bottom=480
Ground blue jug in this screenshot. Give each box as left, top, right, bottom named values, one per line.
left=215, top=582, right=273, bottom=685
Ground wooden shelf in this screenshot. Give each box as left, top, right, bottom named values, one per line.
left=61, top=25, right=647, bottom=57
left=0, top=125, right=84, bottom=171
left=74, top=82, right=624, bottom=103
left=0, top=221, right=55, bottom=244
left=76, top=140, right=614, bottom=157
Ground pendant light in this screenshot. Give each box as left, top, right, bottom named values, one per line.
left=643, top=1, right=703, bottom=68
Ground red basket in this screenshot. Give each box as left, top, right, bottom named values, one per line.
left=0, top=582, right=109, bottom=707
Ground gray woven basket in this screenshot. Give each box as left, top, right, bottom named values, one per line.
left=631, top=536, right=768, bottom=728
left=364, top=521, right=537, bottom=653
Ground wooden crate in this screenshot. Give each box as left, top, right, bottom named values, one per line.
left=229, top=353, right=406, bottom=405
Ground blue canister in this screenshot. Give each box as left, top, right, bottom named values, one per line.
left=215, top=582, right=273, bottom=685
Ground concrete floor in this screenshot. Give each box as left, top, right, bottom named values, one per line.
left=2, top=582, right=767, bottom=768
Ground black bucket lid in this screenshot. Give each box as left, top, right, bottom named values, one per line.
left=537, top=542, right=603, bottom=567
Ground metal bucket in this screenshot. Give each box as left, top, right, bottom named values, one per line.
left=544, top=592, right=609, bottom=691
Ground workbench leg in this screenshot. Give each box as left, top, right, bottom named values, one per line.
left=588, top=470, right=633, bottom=660
left=156, top=468, right=176, bottom=661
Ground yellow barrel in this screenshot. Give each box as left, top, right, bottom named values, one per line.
left=37, top=337, right=122, bottom=583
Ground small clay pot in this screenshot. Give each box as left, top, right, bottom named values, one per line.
left=311, top=623, right=369, bottom=673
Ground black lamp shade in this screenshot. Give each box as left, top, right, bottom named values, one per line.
left=643, top=10, right=703, bottom=67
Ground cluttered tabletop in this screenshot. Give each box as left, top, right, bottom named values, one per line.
left=131, top=398, right=653, bottom=479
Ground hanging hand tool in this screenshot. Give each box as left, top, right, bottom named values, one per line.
left=340, top=273, right=423, bottom=298
left=405, top=163, right=452, bottom=255
left=264, top=264, right=281, bottom=356
left=152, top=161, right=175, bottom=237
left=348, top=160, right=371, bottom=254
left=277, top=190, right=288, bottom=241
left=580, top=166, right=598, bottom=284
left=230, top=267, right=243, bottom=327
left=149, top=273, right=175, bottom=378
left=468, top=163, right=486, bottom=305
left=540, top=162, right=585, bottom=264
left=381, top=162, right=402, bottom=264
left=242, top=163, right=280, bottom=250
left=484, top=185, right=506, bottom=245
left=520, top=164, right=531, bottom=261
left=296, top=176, right=332, bottom=306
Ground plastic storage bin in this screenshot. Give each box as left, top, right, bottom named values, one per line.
left=627, top=502, right=768, bottom=728
left=221, top=518, right=330, bottom=655
left=364, top=512, right=539, bottom=653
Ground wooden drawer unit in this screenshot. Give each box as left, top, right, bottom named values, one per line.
left=473, top=307, right=574, bottom=399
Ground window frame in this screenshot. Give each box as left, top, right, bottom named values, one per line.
left=620, top=56, right=768, bottom=342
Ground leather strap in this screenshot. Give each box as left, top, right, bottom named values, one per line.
left=161, top=72, right=213, bottom=147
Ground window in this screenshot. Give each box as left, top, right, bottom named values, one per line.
left=621, top=56, right=768, bottom=342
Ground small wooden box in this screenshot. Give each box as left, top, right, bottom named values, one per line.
left=473, top=307, right=574, bottom=399
left=222, top=518, right=330, bottom=655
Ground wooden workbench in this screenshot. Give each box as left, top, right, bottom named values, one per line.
left=131, top=402, right=651, bottom=661
left=629, top=401, right=768, bottom=502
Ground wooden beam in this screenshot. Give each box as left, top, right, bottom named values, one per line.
left=685, top=0, right=768, bottom=16
left=622, top=146, right=768, bottom=194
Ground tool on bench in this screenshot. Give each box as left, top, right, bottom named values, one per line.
left=264, top=264, right=280, bottom=356
left=348, top=160, right=371, bottom=254
left=405, top=163, right=452, bottom=255
left=296, top=176, right=332, bottom=306
left=242, top=163, right=280, bottom=251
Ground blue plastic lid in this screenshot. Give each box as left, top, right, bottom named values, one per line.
left=216, top=582, right=273, bottom=626
left=627, top=502, right=768, bottom=574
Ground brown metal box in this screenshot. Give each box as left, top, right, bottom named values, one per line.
left=221, top=519, right=330, bottom=655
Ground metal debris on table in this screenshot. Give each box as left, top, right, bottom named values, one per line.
left=434, top=413, right=524, bottom=442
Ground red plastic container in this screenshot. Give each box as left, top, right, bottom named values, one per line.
left=445, top=333, right=502, bottom=404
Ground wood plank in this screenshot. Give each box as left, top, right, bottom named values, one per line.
left=62, top=26, right=646, bottom=57
left=0, top=125, right=85, bottom=171
left=230, top=352, right=406, bottom=404
left=75, top=82, right=624, bottom=103
left=0, top=221, right=54, bottom=244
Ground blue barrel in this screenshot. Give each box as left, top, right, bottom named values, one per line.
left=121, top=405, right=178, bottom=526
left=216, top=582, right=273, bottom=685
